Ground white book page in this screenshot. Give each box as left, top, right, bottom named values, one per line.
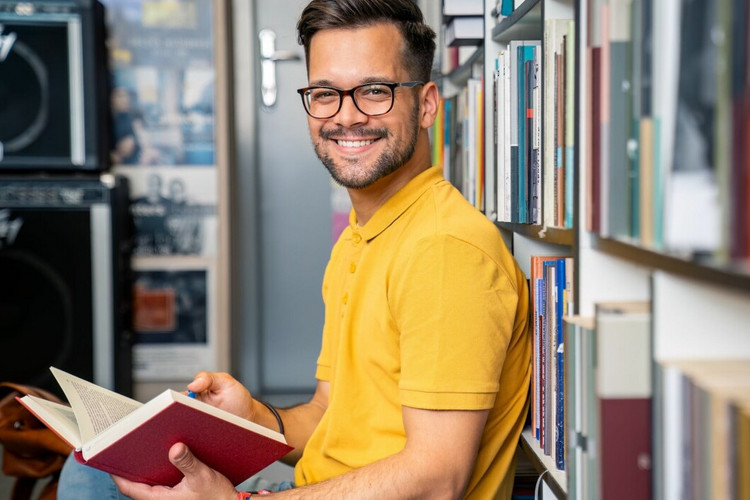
left=21, top=395, right=83, bottom=449
left=50, top=367, right=142, bottom=444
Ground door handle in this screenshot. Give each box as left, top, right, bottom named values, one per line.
left=259, top=29, right=301, bottom=108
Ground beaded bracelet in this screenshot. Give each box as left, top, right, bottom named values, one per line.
left=257, top=400, right=285, bottom=436
left=237, top=490, right=272, bottom=499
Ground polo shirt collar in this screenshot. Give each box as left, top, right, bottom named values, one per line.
left=348, top=166, right=444, bottom=242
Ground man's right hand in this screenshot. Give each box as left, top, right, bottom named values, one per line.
left=186, top=372, right=256, bottom=421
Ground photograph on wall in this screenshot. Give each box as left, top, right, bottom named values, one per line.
left=132, top=265, right=216, bottom=380
left=103, top=0, right=216, bottom=166
left=119, top=166, right=218, bottom=257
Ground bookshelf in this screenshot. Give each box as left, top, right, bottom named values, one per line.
left=437, top=0, right=750, bottom=498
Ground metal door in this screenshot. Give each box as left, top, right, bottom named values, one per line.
left=231, top=0, right=332, bottom=399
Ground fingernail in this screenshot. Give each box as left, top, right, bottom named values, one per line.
left=174, top=446, right=188, bottom=462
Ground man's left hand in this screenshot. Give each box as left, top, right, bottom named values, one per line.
left=111, top=442, right=237, bottom=500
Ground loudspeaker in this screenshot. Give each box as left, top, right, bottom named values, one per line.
left=0, top=175, right=133, bottom=397
left=0, top=0, right=109, bottom=171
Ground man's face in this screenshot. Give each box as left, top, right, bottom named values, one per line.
left=305, top=23, right=421, bottom=189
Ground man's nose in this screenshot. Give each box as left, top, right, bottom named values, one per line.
left=334, top=93, right=368, bottom=127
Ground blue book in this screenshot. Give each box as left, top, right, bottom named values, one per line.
left=516, top=45, right=535, bottom=223
left=554, top=258, right=566, bottom=470
left=500, top=0, right=513, bottom=16
left=541, top=259, right=556, bottom=454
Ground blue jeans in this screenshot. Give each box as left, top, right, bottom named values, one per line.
left=57, top=453, right=294, bottom=499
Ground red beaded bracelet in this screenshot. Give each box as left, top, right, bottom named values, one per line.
left=237, top=490, right=272, bottom=499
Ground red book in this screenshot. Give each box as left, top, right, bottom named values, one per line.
left=595, top=302, right=652, bottom=500
left=18, top=367, right=292, bottom=487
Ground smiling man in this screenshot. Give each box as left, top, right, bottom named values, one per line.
left=58, top=1, right=531, bottom=499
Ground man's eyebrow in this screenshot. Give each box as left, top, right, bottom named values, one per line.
left=307, top=77, right=396, bottom=87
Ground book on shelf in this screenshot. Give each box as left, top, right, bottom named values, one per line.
left=442, top=0, right=484, bottom=17
left=654, top=359, right=750, bottom=500
left=594, top=301, right=652, bottom=500
left=493, top=48, right=511, bottom=222
left=665, top=0, right=722, bottom=255
left=445, top=16, right=484, bottom=47
left=563, top=20, right=575, bottom=229
left=528, top=255, right=573, bottom=469
left=18, top=367, right=292, bottom=487
left=563, top=315, right=595, bottom=500
left=543, top=19, right=568, bottom=228
left=490, top=0, right=513, bottom=18
left=730, top=0, right=749, bottom=259
left=606, top=0, right=634, bottom=239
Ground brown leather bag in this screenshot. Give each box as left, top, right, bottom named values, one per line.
left=0, top=383, right=73, bottom=500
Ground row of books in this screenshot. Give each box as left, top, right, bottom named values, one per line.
left=528, top=255, right=573, bottom=471
left=433, top=20, right=576, bottom=229
left=494, top=21, right=575, bottom=227
left=585, top=0, right=750, bottom=259
left=563, top=302, right=652, bottom=500
left=434, top=79, right=485, bottom=211
left=654, top=359, right=750, bottom=500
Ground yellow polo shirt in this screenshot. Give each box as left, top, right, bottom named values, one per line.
left=294, top=166, right=531, bottom=499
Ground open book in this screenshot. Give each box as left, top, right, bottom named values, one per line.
left=17, top=367, right=293, bottom=487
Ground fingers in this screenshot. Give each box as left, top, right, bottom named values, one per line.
left=169, top=443, right=199, bottom=476
left=112, top=474, right=161, bottom=498
left=186, top=371, right=235, bottom=394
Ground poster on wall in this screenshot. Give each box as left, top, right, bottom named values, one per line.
left=131, top=264, right=216, bottom=380
left=103, top=0, right=215, bottom=166
left=118, top=166, right=218, bottom=257
left=102, top=0, right=229, bottom=384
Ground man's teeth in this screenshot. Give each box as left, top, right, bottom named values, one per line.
left=337, top=139, right=374, bottom=147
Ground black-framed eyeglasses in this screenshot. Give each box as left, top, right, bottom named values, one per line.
left=296, top=81, right=424, bottom=119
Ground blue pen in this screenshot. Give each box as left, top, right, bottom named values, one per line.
left=187, top=390, right=197, bottom=398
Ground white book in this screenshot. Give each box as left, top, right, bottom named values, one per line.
left=443, top=0, right=484, bottom=16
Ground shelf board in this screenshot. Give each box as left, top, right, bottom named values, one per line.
left=491, top=0, right=543, bottom=43
left=497, top=221, right=574, bottom=246
left=519, top=428, right=567, bottom=498
left=593, top=236, right=750, bottom=292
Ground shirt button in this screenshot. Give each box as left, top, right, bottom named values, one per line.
left=352, top=233, right=362, bottom=244
left=342, top=293, right=349, bottom=305
left=349, top=262, right=356, bottom=273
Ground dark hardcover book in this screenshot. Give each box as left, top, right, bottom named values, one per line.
left=525, top=57, right=535, bottom=223
left=629, top=0, right=643, bottom=239
left=608, top=0, right=633, bottom=239
left=591, top=48, right=602, bottom=234
left=517, top=45, right=535, bottom=223
left=731, top=0, right=749, bottom=257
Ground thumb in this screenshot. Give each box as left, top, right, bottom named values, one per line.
left=169, top=442, right=202, bottom=477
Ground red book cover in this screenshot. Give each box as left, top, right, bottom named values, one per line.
left=72, top=395, right=293, bottom=487
left=599, top=398, right=652, bottom=500
left=19, top=379, right=293, bottom=488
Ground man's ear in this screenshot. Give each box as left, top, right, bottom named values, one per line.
left=419, top=81, right=441, bottom=129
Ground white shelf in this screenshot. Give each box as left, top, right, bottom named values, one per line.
left=519, top=428, right=567, bottom=498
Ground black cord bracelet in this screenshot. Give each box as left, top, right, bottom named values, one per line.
left=257, top=400, right=285, bottom=436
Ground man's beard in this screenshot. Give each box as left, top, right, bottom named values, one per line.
left=313, top=106, right=420, bottom=189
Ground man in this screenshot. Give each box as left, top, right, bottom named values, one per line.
left=60, top=0, right=530, bottom=498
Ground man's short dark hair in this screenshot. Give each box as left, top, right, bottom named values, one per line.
left=297, top=0, right=436, bottom=83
